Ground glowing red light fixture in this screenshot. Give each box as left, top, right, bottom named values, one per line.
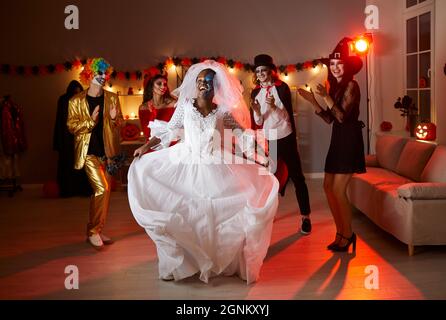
left=352, top=33, right=373, bottom=55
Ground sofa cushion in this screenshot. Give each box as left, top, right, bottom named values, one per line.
left=376, top=135, right=407, bottom=172
left=365, top=154, right=379, bottom=167
left=349, top=168, right=409, bottom=233
left=355, top=166, right=413, bottom=186
left=395, top=141, right=435, bottom=182
left=421, top=145, right=446, bottom=183
left=398, top=182, right=446, bottom=199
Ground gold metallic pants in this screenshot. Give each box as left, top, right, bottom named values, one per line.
left=84, top=155, right=111, bottom=236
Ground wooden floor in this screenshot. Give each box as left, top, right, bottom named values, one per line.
left=1, top=179, right=446, bottom=300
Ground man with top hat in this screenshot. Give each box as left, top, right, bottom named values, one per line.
left=251, top=54, right=312, bottom=235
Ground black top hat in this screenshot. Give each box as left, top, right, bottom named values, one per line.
left=321, top=37, right=363, bottom=75
left=254, top=54, right=277, bottom=71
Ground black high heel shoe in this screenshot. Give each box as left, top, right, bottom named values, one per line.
left=327, top=233, right=342, bottom=250
left=332, top=233, right=357, bottom=253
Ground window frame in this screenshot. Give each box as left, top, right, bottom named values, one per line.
left=403, top=0, right=436, bottom=123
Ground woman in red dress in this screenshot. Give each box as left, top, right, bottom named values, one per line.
left=139, top=74, right=177, bottom=141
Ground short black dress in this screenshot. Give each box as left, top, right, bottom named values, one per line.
left=316, top=80, right=366, bottom=174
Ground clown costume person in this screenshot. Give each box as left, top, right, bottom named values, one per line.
left=67, top=58, right=124, bottom=249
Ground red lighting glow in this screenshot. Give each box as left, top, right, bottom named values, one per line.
left=352, top=33, right=373, bottom=55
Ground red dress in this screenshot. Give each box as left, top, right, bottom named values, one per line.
left=139, top=101, right=176, bottom=139
left=139, top=101, right=177, bottom=151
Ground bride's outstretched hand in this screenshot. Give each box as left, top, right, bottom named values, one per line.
left=134, top=145, right=147, bottom=158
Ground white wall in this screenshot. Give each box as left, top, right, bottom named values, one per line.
left=366, top=0, right=405, bottom=152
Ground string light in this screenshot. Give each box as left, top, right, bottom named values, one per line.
left=311, top=65, right=321, bottom=74
left=228, top=67, right=235, bottom=73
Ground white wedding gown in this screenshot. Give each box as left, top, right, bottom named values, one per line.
left=127, top=100, right=279, bottom=284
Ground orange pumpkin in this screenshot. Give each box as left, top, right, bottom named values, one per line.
left=415, top=122, right=436, bottom=141
left=121, top=123, right=140, bottom=141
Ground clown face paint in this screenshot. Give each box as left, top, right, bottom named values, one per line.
left=92, top=71, right=107, bottom=87
left=196, top=70, right=215, bottom=99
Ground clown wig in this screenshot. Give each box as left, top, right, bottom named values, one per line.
left=79, top=58, right=113, bottom=85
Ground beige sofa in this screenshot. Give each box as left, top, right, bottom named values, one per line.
left=348, top=134, right=446, bottom=255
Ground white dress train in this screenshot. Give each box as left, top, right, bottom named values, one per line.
left=127, top=100, right=279, bottom=284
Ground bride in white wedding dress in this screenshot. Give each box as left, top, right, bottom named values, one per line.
left=127, top=60, right=279, bottom=284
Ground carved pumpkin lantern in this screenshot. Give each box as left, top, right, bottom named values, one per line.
left=121, top=123, right=140, bottom=141
left=415, top=122, right=436, bottom=141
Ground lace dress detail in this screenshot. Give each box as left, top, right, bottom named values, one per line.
left=316, top=80, right=366, bottom=174
left=190, top=104, right=218, bottom=132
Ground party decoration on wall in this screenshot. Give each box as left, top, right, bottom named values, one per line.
left=0, top=56, right=325, bottom=79
left=380, top=121, right=393, bottom=132
left=415, top=121, right=436, bottom=141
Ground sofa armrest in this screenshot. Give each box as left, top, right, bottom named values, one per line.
left=397, top=183, right=446, bottom=200
left=365, top=154, right=379, bottom=167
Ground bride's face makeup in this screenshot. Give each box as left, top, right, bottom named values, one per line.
left=196, top=71, right=215, bottom=99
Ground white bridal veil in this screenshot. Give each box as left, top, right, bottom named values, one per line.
left=172, top=60, right=251, bottom=129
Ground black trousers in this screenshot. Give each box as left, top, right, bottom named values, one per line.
left=270, top=133, right=311, bottom=215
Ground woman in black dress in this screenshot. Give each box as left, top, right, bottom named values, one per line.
left=298, top=38, right=365, bottom=252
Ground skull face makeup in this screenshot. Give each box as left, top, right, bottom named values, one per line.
left=196, top=69, right=216, bottom=100
left=255, top=66, right=272, bottom=84
left=92, top=71, right=107, bottom=87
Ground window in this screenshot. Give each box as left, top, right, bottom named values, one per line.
left=404, top=1, right=434, bottom=123
left=406, top=0, right=427, bottom=9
